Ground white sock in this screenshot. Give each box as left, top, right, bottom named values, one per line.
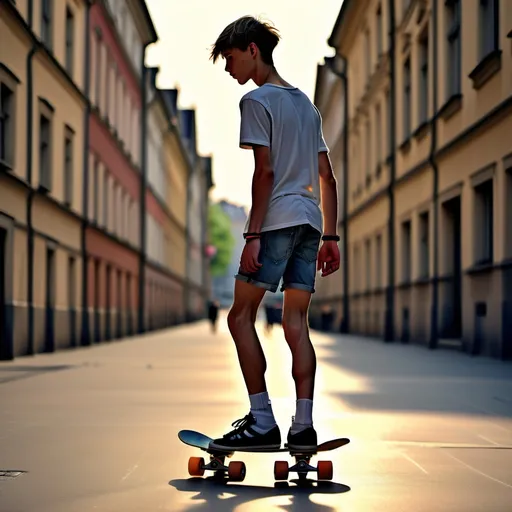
left=291, top=399, right=313, bottom=434
left=249, top=392, right=277, bottom=433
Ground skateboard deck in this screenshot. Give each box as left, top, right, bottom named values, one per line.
left=178, top=429, right=350, bottom=482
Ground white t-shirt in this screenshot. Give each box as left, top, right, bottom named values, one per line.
left=239, top=83, right=329, bottom=234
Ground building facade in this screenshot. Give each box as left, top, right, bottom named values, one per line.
left=1, top=0, right=89, bottom=357
left=313, top=0, right=512, bottom=359
left=0, top=0, right=213, bottom=361
left=145, top=70, right=192, bottom=329
left=182, top=109, right=213, bottom=320
left=84, top=0, right=156, bottom=344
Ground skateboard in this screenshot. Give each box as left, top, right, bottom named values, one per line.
left=178, top=429, right=350, bottom=483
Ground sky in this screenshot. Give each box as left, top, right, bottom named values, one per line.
left=145, top=0, right=343, bottom=209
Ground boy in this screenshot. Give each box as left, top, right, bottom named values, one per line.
left=208, top=15, right=340, bottom=451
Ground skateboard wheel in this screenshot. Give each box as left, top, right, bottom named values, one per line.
left=188, top=456, right=205, bottom=477
left=274, top=460, right=289, bottom=481
left=317, top=460, right=333, bottom=480
left=228, top=461, right=246, bottom=482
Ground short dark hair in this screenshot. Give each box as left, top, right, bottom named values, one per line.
left=210, top=16, right=281, bottom=66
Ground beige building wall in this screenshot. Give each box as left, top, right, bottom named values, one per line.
left=1, top=0, right=86, bottom=357
left=1, top=6, right=30, bottom=182
left=314, top=0, right=512, bottom=359
left=164, top=131, right=188, bottom=280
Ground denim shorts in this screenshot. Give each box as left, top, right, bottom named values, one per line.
left=235, top=223, right=321, bottom=293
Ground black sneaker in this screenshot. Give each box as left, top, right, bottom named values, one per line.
left=209, top=413, right=281, bottom=451
left=287, top=425, right=317, bottom=451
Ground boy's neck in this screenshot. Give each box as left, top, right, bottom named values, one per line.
left=254, top=65, right=293, bottom=88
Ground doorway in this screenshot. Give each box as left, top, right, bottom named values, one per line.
left=0, top=228, right=6, bottom=359
left=441, top=196, right=462, bottom=339
left=45, top=247, right=55, bottom=352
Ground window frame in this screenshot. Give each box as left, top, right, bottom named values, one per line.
left=38, top=97, right=54, bottom=192
left=65, top=5, right=75, bottom=77
left=63, top=124, right=74, bottom=207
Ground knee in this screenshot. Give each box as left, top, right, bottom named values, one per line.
left=227, top=305, right=253, bottom=333
left=282, top=310, right=308, bottom=342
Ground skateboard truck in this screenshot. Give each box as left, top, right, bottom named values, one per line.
left=188, top=453, right=246, bottom=481
left=275, top=455, right=333, bottom=481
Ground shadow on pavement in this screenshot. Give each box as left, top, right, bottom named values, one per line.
left=316, top=335, right=512, bottom=418
left=169, top=476, right=350, bottom=511
left=0, top=365, right=76, bottom=384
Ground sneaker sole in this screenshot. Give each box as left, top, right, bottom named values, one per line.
left=208, top=442, right=282, bottom=452
left=286, top=444, right=317, bottom=452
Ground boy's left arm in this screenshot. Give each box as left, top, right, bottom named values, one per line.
left=239, top=98, right=274, bottom=234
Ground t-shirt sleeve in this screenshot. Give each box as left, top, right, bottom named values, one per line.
left=239, top=99, right=271, bottom=149
left=318, top=115, right=329, bottom=153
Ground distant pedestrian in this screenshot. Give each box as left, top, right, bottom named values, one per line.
left=207, top=300, right=220, bottom=333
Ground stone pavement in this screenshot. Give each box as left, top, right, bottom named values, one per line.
left=0, top=313, right=511, bottom=511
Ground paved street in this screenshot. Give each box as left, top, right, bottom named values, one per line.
left=1, top=313, right=512, bottom=511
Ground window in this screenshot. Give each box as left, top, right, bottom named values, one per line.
left=403, top=58, right=411, bottom=140
left=375, top=234, right=382, bottom=288
left=117, top=78, right=124, bottom=138
left=365, top=30, right=371, bottom=81
left=94, top=29, right=102, bottom=109
left=65, top=7, right=74, bottom=76
left=401, top=220, right=412, bottom=282
left=128, top=199, right=134, bottom=244
left=474, top=180, right=494, bottom=264
left=446, top=0, right=462, bottom=97
left=386, top=89, right=392, bottom=156
left=419, top=33, right=429, bottom=124
left=119, top=191, right=125, bottom=239
left=112, top=181, right=118, bottom=233
left=41, top=0, right=53, bottom=48
left=64, top=126, right=73, bottom=207
left=110, top=62, right=117, bottom=128
left=39, top=111, right=52, bottom=191
left=103, top=171, right=109, bottom=228
left=419, top=211, right=429, bottom=278
left=0, top=83, right=14, bottom=167
left=93, top=158, right=99, bottom=222
left=365, top=239, right=372, bottom=291
left=105, top=50, right=110, bottom=122
left=366, top=119, right=371, bottom=185
left=479, top=0, right=499, bottom=59
left=376, top=5, right=383, bottom=57
left=375, top=103, right=382, bottom=165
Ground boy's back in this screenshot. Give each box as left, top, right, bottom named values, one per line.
left=240, top=84, right=327, bottom=234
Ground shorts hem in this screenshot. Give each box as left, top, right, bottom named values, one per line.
left=235, top=274, right=278, bottom=292
left=281, top=282, right=316, bottom=294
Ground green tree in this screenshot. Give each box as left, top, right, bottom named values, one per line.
left=208, top=202, right=235, bottom=277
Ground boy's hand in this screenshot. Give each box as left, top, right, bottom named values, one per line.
left=240, top=238, right=262, bottom=274
left=317, top=240, right=340, bottom=277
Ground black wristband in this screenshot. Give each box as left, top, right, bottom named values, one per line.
left=243, top=232, right=261, bottom=239
left=322, top=235, right=340, bottom=241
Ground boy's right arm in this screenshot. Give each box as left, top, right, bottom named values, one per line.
left=317, top=151, right=341, bottom=277
left=318, top=151, right=338, bottom=235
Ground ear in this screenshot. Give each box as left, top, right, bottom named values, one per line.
left=249, top=42, right=258, bottom=58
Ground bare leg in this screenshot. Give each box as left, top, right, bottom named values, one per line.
left=227, top=280, right=267, bottom=395
left=282, top=289, right=316, bottom=399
